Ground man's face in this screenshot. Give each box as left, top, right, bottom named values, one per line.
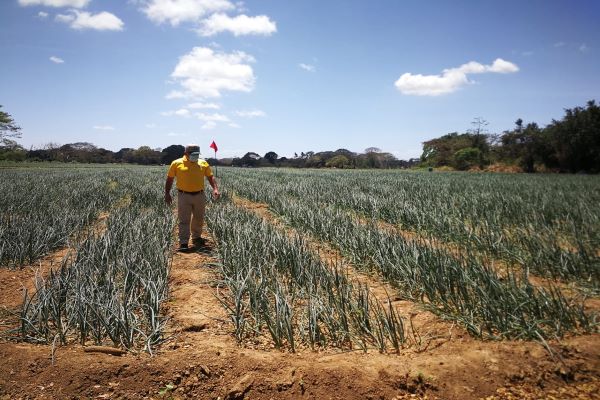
left=188, top=151, right=200, bottom=162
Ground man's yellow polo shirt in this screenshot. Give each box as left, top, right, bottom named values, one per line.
left=167, top=156, right=213, bottom=192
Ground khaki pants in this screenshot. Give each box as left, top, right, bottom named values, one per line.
left=177, top=191, right=206, bottom=244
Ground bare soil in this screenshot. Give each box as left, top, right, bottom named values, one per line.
left=1, top=216, right=599, bottom=399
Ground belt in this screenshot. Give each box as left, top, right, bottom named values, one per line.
left=178, top=189, right=203, bottom=195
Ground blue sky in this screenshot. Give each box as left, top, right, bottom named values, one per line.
left=1, top=0, right=599, bottom=159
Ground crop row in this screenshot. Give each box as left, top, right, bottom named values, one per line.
left=9, top=169, right=174, bottom=352
left=206, top=195, right=407, bottom=352
left=218, top=169, right=596, bottom=339
left=218, top=168, right=600, bottom=289
left=0, top=169, right=136, bottom=268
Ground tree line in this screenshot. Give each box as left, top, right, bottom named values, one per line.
left=421, top=100, right=600, bottom=173
left=1, top=106, right=417, bottom=168
left=2, top=100, right=598, bottom=172
left=0, top=139, right=417, bottom=168
left=219, top=148, right=418, bottom=169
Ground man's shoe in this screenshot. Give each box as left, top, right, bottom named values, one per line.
left=177, top=243, right=189, bottom=252
left=192, top=237, right=206, bottom=247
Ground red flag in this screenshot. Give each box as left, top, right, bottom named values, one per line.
left=209, top=141, right=218, bottom=152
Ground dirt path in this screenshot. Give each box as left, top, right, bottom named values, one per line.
left=1, top=223, right=599, bottom=399
left=0, top=248, right=71, bottom=312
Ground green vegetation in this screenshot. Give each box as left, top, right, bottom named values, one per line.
left=1, top=165, right=597, bottom=352
left=208, top=200, right=407, bottom=352
left=422, top=100, right=600, bottom=173
left=2, top=167, right=173, bottom=351
left=0, top=169, right=119, bottom=267
left=0, top=105, right=22, bottom=142
left=218, top=168, right=598, bottom=339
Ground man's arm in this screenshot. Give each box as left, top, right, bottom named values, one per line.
left=207, top=175, right=220, bottom=199
left=165, top=176, right=174, bottom=205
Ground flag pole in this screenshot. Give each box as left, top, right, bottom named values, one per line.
left=214, top=148, right=218, bottom=178
left=209, top=141, right=218, bottom=177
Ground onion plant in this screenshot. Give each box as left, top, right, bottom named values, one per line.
left=11, top=168, right=174, bottom=352
left=207, top=198, right=407, bottom=352
left=218, top=168, right=597, bottom=339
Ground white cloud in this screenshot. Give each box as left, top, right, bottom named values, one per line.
left=170, top=46, right=255, bottom=99
left=228, top=122, right=241, bottom=128
left=235, top=109, right=265, bottom=118
left=188, top=102, right=220, bottom=109
left=195, top=112, right=230, bottom=130
left=19, top=0, right=89, bottom=8
left=394, top=58, right=519, bottom=96
left=56, top=10, right=124, bottom=31
left=93, top=125, right=115, bottom=130
left=161, top=108, right=191, bottom=117
left=299, top=63, right=315, bottom=72
left=55, top=13, right=73, bottom=23
left=49, top=56, right=64, bottom=63
left=140, top=0, right=234, bottom=26
left=579, top=43, right=589, bottom=53
left=167, top=131, right=187, bottom=136
left=145, top=123, right=157, bottom=128
left=198, top=13, right=276, bottom=36
left=37, top=11, right=49, bottom=18
left=201, top=121, right=217, bottom=130
left=486, top=58, right=519, bottom=73
left=196, top=112, right=230, bottom=122
left=165, top=90, right=187, bottom=99
left=554, top=41, right=566, bottom=47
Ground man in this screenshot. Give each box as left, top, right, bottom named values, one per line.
left=165, top=144, right=219, bottom=251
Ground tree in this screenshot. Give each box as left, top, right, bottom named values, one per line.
left=69, top=142, right=97, bottom=152
left=453, top=147, right=481, bottom=170
left=161, top=145, right=185, bottom=164
left=335, top=148, right=354, bottom=156
left=499, top=121, right=545, bottom=172
left=40, top=142, right=62, bottom=161
left=364, top=151, right=382, bottom=168
left=545, top=100, right=600, bottom=173
left=115, top=148, right=135, bottom=163
left=333, top=149, right=356, bottom=167
left=325, top=155, right=351, bottom=168
left=0, top=139, right=26, bottom=161
left=421, top=131, right=491, bottom=168
left=305, top=154, right=325, bottom=168
left=378, top=152, right=398, bottom=168
left=132, top=146, right=161, bottom=165
left=60, top=142, right=98, bottom=163
left=421, top=133, right=462, bottom=166
left=241, top=152, right=261, bottom=167
left=468, top=117, right=489, bottom=136
left=0, top=105, right=22, bottom=143
left=264, top=151, right=278, bottom=164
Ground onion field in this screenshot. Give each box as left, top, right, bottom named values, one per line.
left=1, top=165, right=598, bottom=354
left=1, top=166, right=174, bottom=352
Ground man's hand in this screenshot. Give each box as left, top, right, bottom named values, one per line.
left=165, top=177, right=174, bottom=205
left=207, top=175, right=219, bottom=200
